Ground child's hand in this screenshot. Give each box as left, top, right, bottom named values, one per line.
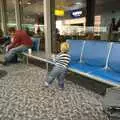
left=5, top=46, right=9, bottom=52
left=51, top=54, right=55, bottom=61
left=51, top=54, right=55, bottom=58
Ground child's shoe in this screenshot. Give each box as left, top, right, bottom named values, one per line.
left=59, top=87, right=64, bottom=90
left=44, top=81, right=49, bottom=87
left=59, top=84, right=64, bottom=90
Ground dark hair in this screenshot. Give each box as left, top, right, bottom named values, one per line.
left=8, top=27, right=16, bottom=33
left=112, top=18, right=116, bottom=23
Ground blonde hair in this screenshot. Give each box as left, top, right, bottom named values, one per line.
left=60, top=42, right=69, bottom=53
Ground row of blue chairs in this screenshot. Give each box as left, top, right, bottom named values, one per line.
left=67, top=40, right=120, bottom=87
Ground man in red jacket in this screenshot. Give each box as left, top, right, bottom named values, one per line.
left=3, top=27, right=33, bottom=65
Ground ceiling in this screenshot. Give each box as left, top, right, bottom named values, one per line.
left=22, top=0, right=105, bottom=14
left=6, top=0, right=105, bottom=15
left=5, top=0, right=120, bottom=22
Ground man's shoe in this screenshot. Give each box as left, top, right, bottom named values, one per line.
left=44, top=81, right=50, bottom=87
left=2, top=61, right=8, bottom=66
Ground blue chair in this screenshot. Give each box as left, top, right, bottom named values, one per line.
left=67, top=40, right=84, bottom=63
left=69, top=40, right=110, bottom=73
left=89, top=43, right=120, bottom=85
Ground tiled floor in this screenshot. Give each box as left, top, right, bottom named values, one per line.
left=0, top=63, right=108, bottom=120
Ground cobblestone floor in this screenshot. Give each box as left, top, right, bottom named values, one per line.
left=0, top=64, right=108, bottom=120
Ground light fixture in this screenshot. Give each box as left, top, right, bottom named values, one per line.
left=55, top=9, right=64, bottom=16
left=75, top=2, right=81, bottom=5
left=27, top=1, right=31, bottom=5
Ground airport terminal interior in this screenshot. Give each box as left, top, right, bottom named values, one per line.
left=0, top=0, right=120, bottom=120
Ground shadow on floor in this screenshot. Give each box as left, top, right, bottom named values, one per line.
left=66, top=72, right=111, bottom=96
left=0, top=70, right=7, bottom=79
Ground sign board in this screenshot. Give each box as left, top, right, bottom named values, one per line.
left=55, top=9, right=64, bottom=16
left=70, top=9, right=84, bottom=18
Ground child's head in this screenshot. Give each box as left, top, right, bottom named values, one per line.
left=60, top=42, right=69, bottom=53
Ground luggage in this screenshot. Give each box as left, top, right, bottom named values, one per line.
left=103, top=87, right=120, bottom=120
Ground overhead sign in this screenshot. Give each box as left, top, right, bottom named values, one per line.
left=55, top=9, right=64, bottom=16
left=70, top=9, right=83, bottom=18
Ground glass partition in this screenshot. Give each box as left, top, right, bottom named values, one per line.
left=21, top=0, right=44, bottom=50
left=6, top=0, right=16, bottom=28
left=0, top=8, right=1, bottom=28
left=57, top=25, right=107, bottom=40
left=21, top=0, right=44, bottom=37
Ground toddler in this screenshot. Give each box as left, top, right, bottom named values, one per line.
left=45, top=42, right=71, bottom=89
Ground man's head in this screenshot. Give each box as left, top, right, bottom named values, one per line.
left=8, top=27, right=16, bottom=37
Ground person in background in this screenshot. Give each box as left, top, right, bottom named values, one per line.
left=56, top=28, right=60, bottom=41
left=25, top=27, right=34, bottom=37
left=116, top=19, right=120, bottom=40
left=0, top=28, right=11, bottom=54
left=45, top=42, right=71, bottom=90
left=108, top=18, right=117, bottom=41
left=116, top=19, right=120, bottom=31
left=3, top=27, right=33, bottom=65
left=56, top=28, right=61, bottom=53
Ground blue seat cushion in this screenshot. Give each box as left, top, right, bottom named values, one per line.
left=69, top=62, right=102, bottom=73
left=82, top=41, right=109, bottom=67
left=67, top=40, right=84, bottom=62
left=89, top=69, right=120, bottom=85
left=108, top=43, right=120, bottom=73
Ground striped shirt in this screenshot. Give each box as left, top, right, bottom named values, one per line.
left=54, top=52, right=71, bottom=68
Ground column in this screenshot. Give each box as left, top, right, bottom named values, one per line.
left=44, top=0, right=56, bottom=57
left=50, top=0, right=56, bottom=53
left=86, top=0, right=96, bottom=26
left=0, top=0, right=7, bottom=35
left=14, top=0, right=23, bottom=29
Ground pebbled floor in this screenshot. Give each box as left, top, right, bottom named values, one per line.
left=0, top=63, right=108, bottom=120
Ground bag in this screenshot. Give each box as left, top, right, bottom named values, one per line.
left=103, top=87, right=120, bottom=120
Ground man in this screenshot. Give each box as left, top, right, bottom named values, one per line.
left=3, top=27, right=33, bottom=65
left=108, top=18, right=117, bottom=41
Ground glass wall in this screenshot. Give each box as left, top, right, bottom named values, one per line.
left=6, top=0, right=16, bottom=28
left=0, top=6, right=2, bottom=37
left=0, top=6, right=1, bottom=28
left=21, top=0, right=44, bottom=36
left=1, top=0, right=119, bottom=41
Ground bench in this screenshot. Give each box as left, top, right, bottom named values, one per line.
left=22, top=40, right=120, bottom=87
left=22, top=51, right=55, bottom=74
left=67, top=40, right=120, bottom=87
left=22, top=51, right=54, bottom=65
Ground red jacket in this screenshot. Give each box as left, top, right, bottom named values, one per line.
left=8, top=30, right=33, bottom=50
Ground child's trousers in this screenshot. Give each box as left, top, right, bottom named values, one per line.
left=47, top=65, right=67, bottom=88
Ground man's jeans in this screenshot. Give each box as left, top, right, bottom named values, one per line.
left=47, top=65, right=67, bottom=88
left=4, top=45, right=29, bottom=62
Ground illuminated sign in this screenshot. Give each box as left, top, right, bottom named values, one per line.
left=55, top=9, right=64, bottom=16
left=70, top=9, right=83, bottom=18
left=72, top=11, right=82, bottom=17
